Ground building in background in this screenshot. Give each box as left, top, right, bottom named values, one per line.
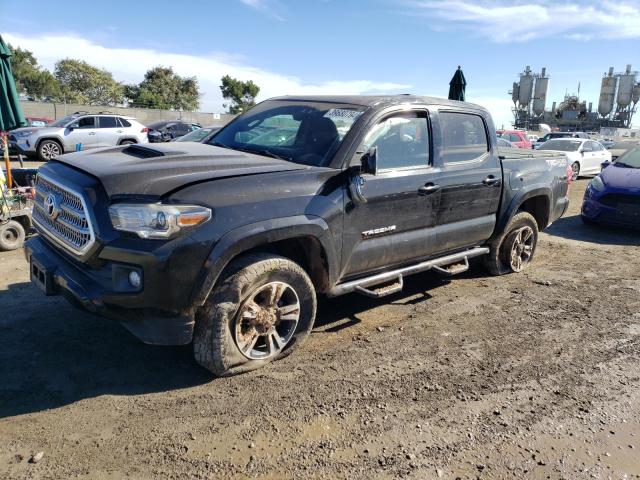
left=510, top=65, right=640, bottom=133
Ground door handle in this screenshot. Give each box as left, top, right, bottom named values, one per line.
left=482, top=176, right=501, bottom=186
left=116, top=130, right=123, bottom=133
left=418, top=183, right=440, bottom=195
left=88, top=132, right=96, bottom=135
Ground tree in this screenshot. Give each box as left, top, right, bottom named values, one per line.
left=127, top=67, right=200, bottom=110
left=220, top=75, right=260, bottom=114
left=9, top=44, right=60, bottom=100
left=54, top=59, right=124, bottom=105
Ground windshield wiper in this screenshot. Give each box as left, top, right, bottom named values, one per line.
left=209, top=141, right=232, bottom=150
left=235, top=147, right=293, bottom=162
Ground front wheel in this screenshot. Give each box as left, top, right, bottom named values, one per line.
left=193, top=253, right=317, bottom=376
left=37, top=140, right=62, bottom=161
left=484, top=212, right=539, bottom=275
left=571, top=162, right=580, bottom=181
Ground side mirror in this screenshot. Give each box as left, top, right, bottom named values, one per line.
left=361, top=146, right=378, bottom=175
left=68, top=123, right=79, bottom=130
left=601, top=160, right=611, bottom=170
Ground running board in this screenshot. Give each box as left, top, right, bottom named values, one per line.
left=328, top=247, right=489, bottom=298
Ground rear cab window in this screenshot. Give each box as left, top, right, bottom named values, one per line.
left=439, top=111, right=489, bottom=163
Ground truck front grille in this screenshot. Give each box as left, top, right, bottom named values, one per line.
left=33, top=174, right=95, bottom=256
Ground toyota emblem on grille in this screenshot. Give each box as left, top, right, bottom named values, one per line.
left=44, top=193, right=61, bottom=220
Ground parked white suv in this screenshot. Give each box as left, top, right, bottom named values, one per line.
left=9, top=112, right=149, bottom=161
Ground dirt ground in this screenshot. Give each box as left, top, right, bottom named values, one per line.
left=1, top=179, right=639, bottom=479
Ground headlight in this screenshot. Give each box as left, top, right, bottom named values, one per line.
left=14, top=131, right=34, bottom=138
left=589, top=176, right=605, bottom=192
left=108, top=204, right=212, bottom=239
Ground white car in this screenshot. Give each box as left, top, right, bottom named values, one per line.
left=538, top=138, right=611, bottom=180
left=9, top=112, right=149, bottom=161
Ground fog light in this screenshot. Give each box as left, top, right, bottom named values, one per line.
left=128, top=270, right=141, bottom=289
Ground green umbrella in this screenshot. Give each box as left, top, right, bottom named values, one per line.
left=0, top=35, right=26, bottom=131
left=448, top=65, right=467, bottom=102
left=1, top=35, right=26, bottom=188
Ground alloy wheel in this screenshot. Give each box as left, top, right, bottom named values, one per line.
left=509, top=226, right=534, bottom=272
left=234, top=281, right=300, bottom=360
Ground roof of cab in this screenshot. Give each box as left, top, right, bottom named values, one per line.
left=267, top=94, right=488, bottom=112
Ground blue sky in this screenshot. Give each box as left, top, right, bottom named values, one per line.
left=3, top=0, right=640, bottom=127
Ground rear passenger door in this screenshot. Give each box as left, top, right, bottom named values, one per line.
left=97, top=116, right=122, bottom=147
left=430, top=110, right=502, bottom=253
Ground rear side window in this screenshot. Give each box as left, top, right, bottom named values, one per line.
left=117, top=118, right=131, bottom=127
left=99, top=116, right=118, bottom=128
left=440, top=112, right=488, bottom=163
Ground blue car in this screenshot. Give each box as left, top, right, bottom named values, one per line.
left=581, top=148, right=640, bottom=228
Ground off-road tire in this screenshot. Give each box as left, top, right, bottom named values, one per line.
left=484, top=211, right=539, bottom=276
left=0, top=220, right=26, bottom=251
left=37, top=139, right=63, bottom=161
left=193, top=253, right=317, bottom=377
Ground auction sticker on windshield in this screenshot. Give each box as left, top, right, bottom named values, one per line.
left=324, top=109, right=363, bottom=120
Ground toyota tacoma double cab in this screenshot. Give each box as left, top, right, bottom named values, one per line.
left=25, top=95, right=571, bottom=376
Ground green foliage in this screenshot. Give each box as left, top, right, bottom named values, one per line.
left=54, top=59, right=124, bottom=105
left=9, top=44, right=60, bottom=100
left=126, top=67, right=200, bottom=110
left=220, top=75, right=260, bottom=114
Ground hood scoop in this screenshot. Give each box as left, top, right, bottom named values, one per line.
left=123, top=144, right=186, bottom=158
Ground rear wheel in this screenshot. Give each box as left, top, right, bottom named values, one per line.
left=37, top=140, right=62, bottom=161
left=484, top=212, right=539, bottom=275
left=193, top=253, right=317, bottom=376
left=0, top=220, right=26, bottom=251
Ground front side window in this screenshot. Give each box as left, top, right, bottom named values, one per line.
left=209, top=100, right=366, bottom=166
left=77, top=117, right=95, bottom=129
left=99, top=116, right=118, bottom=128
left=440, top=112, right=488, bottom=163
left=361, top=112, right=430, bottom=170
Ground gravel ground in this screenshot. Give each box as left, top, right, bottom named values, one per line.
left=1, top=179, right=639, bottom=479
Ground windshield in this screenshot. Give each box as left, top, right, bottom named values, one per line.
left=614, top=148, right=640, bottom=168
left=175, top=127, right=214, bottom=142
left=539, top=139, right=582, bottom=152
left=208, top=100, right=366, bottom=166
left=50, top=114, right=79, bottom=127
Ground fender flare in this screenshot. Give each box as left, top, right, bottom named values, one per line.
left=36, top=136, right=65, bottom=153
left=190, top=215, right=338, bottom=306
left=495, top=186, right=552, bottom=235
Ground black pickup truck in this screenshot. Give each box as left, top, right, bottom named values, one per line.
left=25, top=95, right=571, bottom=376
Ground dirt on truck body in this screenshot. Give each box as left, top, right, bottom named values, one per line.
left=24, top=95, right=570, bottom=377
left=1, top=180, right=640, bottom=479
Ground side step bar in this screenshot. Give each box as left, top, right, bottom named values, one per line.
left=328, top=247, right=489, bottom=298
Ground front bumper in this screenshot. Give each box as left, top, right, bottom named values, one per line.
left=581, top=197, right=640, bottom=229
left=25, top=235, right=199, bottom=345
left=9, top=138, right=35, bottom=155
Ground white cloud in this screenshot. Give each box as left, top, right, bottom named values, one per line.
left=406, top=1, right=640, bottom=42
left=6, top=32, right=411, bottom=113
left=469, top=96, right=514, bottom=130
left=238, top=0, right=286, bottom=21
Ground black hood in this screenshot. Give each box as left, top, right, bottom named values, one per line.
left=54, top=143, right=308, bottom=197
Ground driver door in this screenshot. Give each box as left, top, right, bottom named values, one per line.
left=341, top=110, right=441, bottom=277
left=64, top=116, right=99, bottom=151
